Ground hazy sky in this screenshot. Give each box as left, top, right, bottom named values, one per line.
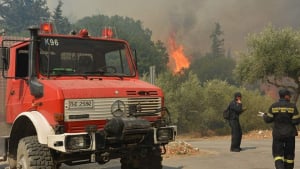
left=46, top=0, right=300, bottom=56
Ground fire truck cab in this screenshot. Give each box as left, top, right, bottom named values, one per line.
left=0, top=24, right=176, bottom=169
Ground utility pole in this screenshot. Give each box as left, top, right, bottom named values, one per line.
left=150, top=66, right=155, bottom=85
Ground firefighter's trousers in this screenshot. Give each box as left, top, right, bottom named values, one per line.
left=229, top=119, right=242, bottom=150
left=273, top=136, right=295, bottom=169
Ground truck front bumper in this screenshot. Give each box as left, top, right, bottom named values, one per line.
left=47, top=125, right=177, bottom=153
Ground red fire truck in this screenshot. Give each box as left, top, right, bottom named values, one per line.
left=0, top=23, right=176, bottom=169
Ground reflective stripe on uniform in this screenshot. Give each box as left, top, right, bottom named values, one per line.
left=274, top=156, right=294, bottom=163
left=284, top=159, right=294, bottom=164
left=272, top=107, right=294, bottom=113
left=292, top=114, right=300, bottom=119
left=274, top=156, right=284, bottom=161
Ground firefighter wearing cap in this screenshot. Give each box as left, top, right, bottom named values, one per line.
left=228, top=92, right=244, bottom=152
left=263, top=89, right=300, bottom=169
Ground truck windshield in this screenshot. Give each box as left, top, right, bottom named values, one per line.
left=39, top=37, right=135, bottom=77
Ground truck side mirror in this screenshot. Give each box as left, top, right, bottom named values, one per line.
left=0, top=47, right=9, bottom=70
left=29, top=78, right=44, bottom=98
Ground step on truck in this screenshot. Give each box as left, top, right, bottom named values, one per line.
left=0, top=23, right=176, bottom=169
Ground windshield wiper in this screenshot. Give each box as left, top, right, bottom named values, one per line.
left=50, top=68, right=75, bottom=75
left=83, top=70, right=124, bottom=80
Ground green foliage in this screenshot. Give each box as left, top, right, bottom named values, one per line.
left=156, top=71, right=274, bottom=136
left=239, top=90, right=274, bottom=132
left=189, top=22, right=236, bottom=86
left=52, top=0, right=71, bottom=34
left=74, top=15, right=168, bottom=74
left=190, top=55, right=237, bottom=85
left=0, top=0, right=50, bottom=35
left=234, top=24, right=300, bottom=101
left=200, top=80, right=233, bottom=135
left=156, top=71, right=183, bottom=124
left=174, top=72, right=203, bottom=132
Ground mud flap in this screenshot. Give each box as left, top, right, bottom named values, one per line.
left=0, top=136, right=8, bottom=161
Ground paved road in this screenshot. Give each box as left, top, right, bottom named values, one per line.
left=2, top=137, right=300, bottom=169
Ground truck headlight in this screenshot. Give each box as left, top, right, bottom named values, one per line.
left=157, top=128, right=173, bottom=141
left=154, top=126, right=177, bottom=144
left=65, top=134, right=91, bottom=151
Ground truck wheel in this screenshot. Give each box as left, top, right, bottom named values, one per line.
left=16, top=136, right=55, bottom=169
left=121, top=146, right=162, bottom=169
left=8, top=157, right=17, bottom=169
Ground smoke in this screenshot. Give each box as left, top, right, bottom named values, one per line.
left=46, top=0, right=300, bottom=56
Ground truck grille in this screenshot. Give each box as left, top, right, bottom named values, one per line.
left=64, top=97, right=162, bottom=121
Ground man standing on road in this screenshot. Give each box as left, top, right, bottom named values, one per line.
left=263, top=89, right=300, bottom=169
left=228, top=92, right=244, bottom=152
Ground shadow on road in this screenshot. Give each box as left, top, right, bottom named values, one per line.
left=0, top=162, right=184, bottom=169
left=242, top=146, right=256, bottom=151
left=163, top=166, right=184, bottom=169
left=100, top=165, right=184, bottom=169
left=102, top=166, right=184, bottom=169
left=0, top=164, right=183, bottom=169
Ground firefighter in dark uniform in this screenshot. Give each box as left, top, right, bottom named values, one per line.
left=228, top=92, right=244, bottom=152
left=263, top=89, right=300, bottom=169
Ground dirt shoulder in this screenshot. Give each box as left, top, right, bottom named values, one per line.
left=164, top=130, right=273, bottom=158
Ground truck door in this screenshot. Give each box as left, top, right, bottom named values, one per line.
left=6, top=48, right=30, bottom=122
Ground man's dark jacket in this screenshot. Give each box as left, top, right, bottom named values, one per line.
left=264, top=99, right=300, bottom=138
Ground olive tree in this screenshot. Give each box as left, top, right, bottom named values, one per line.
left=0, top=0, right=50, bottom=35
left=234, top=24, right=300, bottom=102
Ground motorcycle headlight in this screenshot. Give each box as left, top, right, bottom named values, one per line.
left=111, top=100, right=126, bottom=117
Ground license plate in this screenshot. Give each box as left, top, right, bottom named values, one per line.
left=68, top=100, right=94, bottom=109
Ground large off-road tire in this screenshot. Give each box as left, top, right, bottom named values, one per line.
left=8, top=157, right=17, bottom=169
left=16, top=136, right=55, bottom=169
left=121, top=146, right=162, bottom=169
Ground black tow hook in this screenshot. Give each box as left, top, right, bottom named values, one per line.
left=161, top=145, right=167, bottom=155
left=98, top=152, right=110, bottom=164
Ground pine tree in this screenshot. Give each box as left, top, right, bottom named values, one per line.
left=52, top=0, right=71, bottom=34
left=209, top=22, right=225, bottom=58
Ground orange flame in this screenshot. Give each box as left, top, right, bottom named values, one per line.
left=167, top=34, right=190, bottom=73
